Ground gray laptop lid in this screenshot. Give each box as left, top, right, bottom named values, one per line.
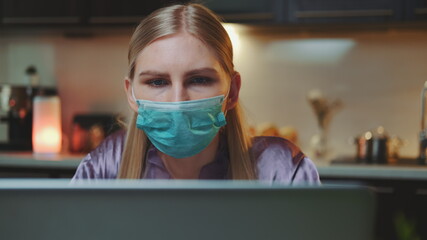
left=0, top=180, right=375, bottom=240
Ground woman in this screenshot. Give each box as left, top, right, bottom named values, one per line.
left=72, top=3, right=319, bottom=183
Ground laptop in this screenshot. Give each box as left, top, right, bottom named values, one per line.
left=0, top=180, right=375, bottom=240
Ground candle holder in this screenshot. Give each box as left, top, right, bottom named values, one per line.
left=32, top=95, right=62, bottom=156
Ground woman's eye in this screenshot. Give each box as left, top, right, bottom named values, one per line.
left=146, top=79, right=168, bottom=87
left=189, top=77, right=213, bottom=85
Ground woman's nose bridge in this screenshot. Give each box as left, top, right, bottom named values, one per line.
left=171, top=82, right=189, bottom=102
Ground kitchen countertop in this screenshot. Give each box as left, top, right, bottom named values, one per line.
left=0, top=152, right=83, bottom=169
left=1, top=152, right=427, bottom=180
left=316, top=163, right=427, bottom=180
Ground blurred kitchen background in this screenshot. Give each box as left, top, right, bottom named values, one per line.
left=1, top=0, right=427, bottom=161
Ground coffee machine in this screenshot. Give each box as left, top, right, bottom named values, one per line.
left=0, top=84, right=57, bottom=151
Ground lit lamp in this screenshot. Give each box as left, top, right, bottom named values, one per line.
left=32, top=95, right=62, bottom=155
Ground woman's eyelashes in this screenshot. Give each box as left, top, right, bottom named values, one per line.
left=143, top=76, right=216, bottom=88
left=145, top=78, right=169, bottom=87
left=187, top=76, right=215, bottom=86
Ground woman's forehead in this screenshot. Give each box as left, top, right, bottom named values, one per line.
left=134, top=33, right=225, bottom=76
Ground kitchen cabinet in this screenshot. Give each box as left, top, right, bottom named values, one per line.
left=320, top=165, right=427, bottom=240
left=285, top=0, right=403, bottom=24
left=0, top=0, right=188, bottom=26
left=404, top=0, right=427, bottom=21
left=88, top=0, right=188, bottom=25
left=1, top=0, right=83, bottom=25
left=0, top=167, right=75, bottom=178
left=201, top=0, right=279, bottom=23
left=327, top=178, right=427, bottom=240
left=1, top=0, right=426, bottom=27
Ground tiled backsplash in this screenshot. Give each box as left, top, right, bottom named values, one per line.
left=1, top=27, right=426, bottom=160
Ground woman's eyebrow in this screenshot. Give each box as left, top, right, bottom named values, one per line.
left=185, top=68, right=219, bottom=76
left=138, top=70, right=169, bottom=78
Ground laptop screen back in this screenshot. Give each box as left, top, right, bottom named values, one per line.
left=0, top=180, right=375, bottom=240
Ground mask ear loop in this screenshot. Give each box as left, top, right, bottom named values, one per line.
left=219, top=85, right=232, bottom=134
left=223, top=83, right=232, bottom=117
left=131, top=86, right=138, bottom=103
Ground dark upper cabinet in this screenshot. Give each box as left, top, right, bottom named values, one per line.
left=0, top=0, right=187, bottom=26
left=0, top=0, right=425, bottom=27
left=285, top=0, right=404, bottom=24
left=404, top=0, right=427, bottom=21
left=1, top=0, right=83, bottom=25
left=200, top=0, right=279, bottom=23
left=88, top=0, right=188, bottom=25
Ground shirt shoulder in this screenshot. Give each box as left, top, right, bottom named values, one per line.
left=72, top=129, right=126, bottom=180
left=251, top=136, right=320, bottom=184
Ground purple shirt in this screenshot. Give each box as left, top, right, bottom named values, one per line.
left=72, top=130, right=320, bottom=184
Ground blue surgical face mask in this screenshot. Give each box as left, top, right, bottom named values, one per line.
left=132, top=89, right=227, bottom=159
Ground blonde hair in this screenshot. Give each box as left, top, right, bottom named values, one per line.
left=118, top=3, right=256, bottom=179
